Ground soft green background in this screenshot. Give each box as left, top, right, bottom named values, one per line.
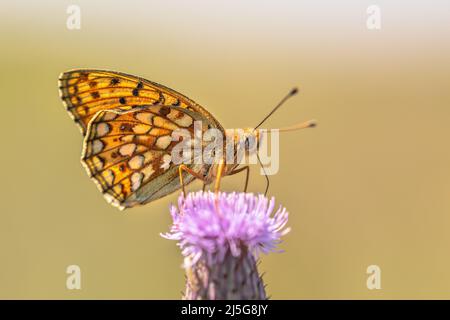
left=1, top=0, right=450, bottom=299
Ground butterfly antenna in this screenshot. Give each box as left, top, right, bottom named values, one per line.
left=278, top=119, right=317, bottom=132
left=254, top=88, right=299, bottom=131
left=257, top=152, right=270, bottom=196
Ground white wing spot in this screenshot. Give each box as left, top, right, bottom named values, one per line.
left=119, top=143, right=137, bottom=157
left=131, top=172, right=144, bottom=191
left=135, top=112, right=154, bottom=124
left=174, top=114, right=193, bottom=127
left=142, top=164, right=155, bottom=181
left=128, top=155, right=144, bottom=169
left=132, top=124, right=151, bottom=134
left=156, top=135, right=172, bottom=150
left=96, top=123, right=110, bottom=137
left=160, top=154, right=172, bottom=170
left=102, top=112, right=118, bottom=121
left=92, top=140, right=104, bottom=155
left=143, top=151, right=155, bottom=163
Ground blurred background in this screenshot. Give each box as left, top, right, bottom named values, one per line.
left=1, top=0, right=450, bottom=299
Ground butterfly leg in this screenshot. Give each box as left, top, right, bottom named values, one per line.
left=178, top=164, right=206, bottom=197
left=257, top=153, right=270, bottom=196
left=213, top=159, right=225, bottom=214
left=227, top=166, right=250, bottom=192
left=214, top=159, right=225, bottom=194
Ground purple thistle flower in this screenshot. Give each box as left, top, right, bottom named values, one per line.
left=161, top=191, right=290, bottom=300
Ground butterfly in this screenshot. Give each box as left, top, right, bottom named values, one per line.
left=58, top=70, right=250, bottom=210
left=59, top=70, right=314, bottom=210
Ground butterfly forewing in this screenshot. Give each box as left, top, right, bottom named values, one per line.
left=58, top=69, right=223, bottom=135
left=82, top=106, right=193, bottom=209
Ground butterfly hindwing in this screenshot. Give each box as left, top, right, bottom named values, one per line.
left=81, top=105, right=209, bottom=209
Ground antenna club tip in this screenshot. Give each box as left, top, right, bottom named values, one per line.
left=308, top=119, right=317, bottom=128
left=290, top=87, right=299, bottom=96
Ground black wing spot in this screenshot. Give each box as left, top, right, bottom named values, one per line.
left=119, top=97, right=126, bottom=104
left=110, top=78, right=120, bottom=86
left=91, top=91, right=100, bottom=99
left=79, top=72, right=89, bottom=80
left=120, top=123, right=134, bottom=132
left=132, top=89, right=139, bottom=97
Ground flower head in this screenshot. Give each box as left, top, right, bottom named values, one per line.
left=162, top=191, right=290, bottom=300
left=162, top=191, right=290, bottom=267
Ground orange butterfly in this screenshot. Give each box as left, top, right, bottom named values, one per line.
left=59, top=69, right=314, bottom=210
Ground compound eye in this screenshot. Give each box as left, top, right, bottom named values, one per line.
left=244, top=135, right=257, bottom=152
left=244, top=139, right=250, bottom=150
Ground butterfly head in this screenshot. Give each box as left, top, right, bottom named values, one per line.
left=240, top=128, right=263, bottom=157
left=224, top=128, right=262, bottom=160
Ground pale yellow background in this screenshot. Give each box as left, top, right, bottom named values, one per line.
left=1, top=0, right=450, bottom=299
